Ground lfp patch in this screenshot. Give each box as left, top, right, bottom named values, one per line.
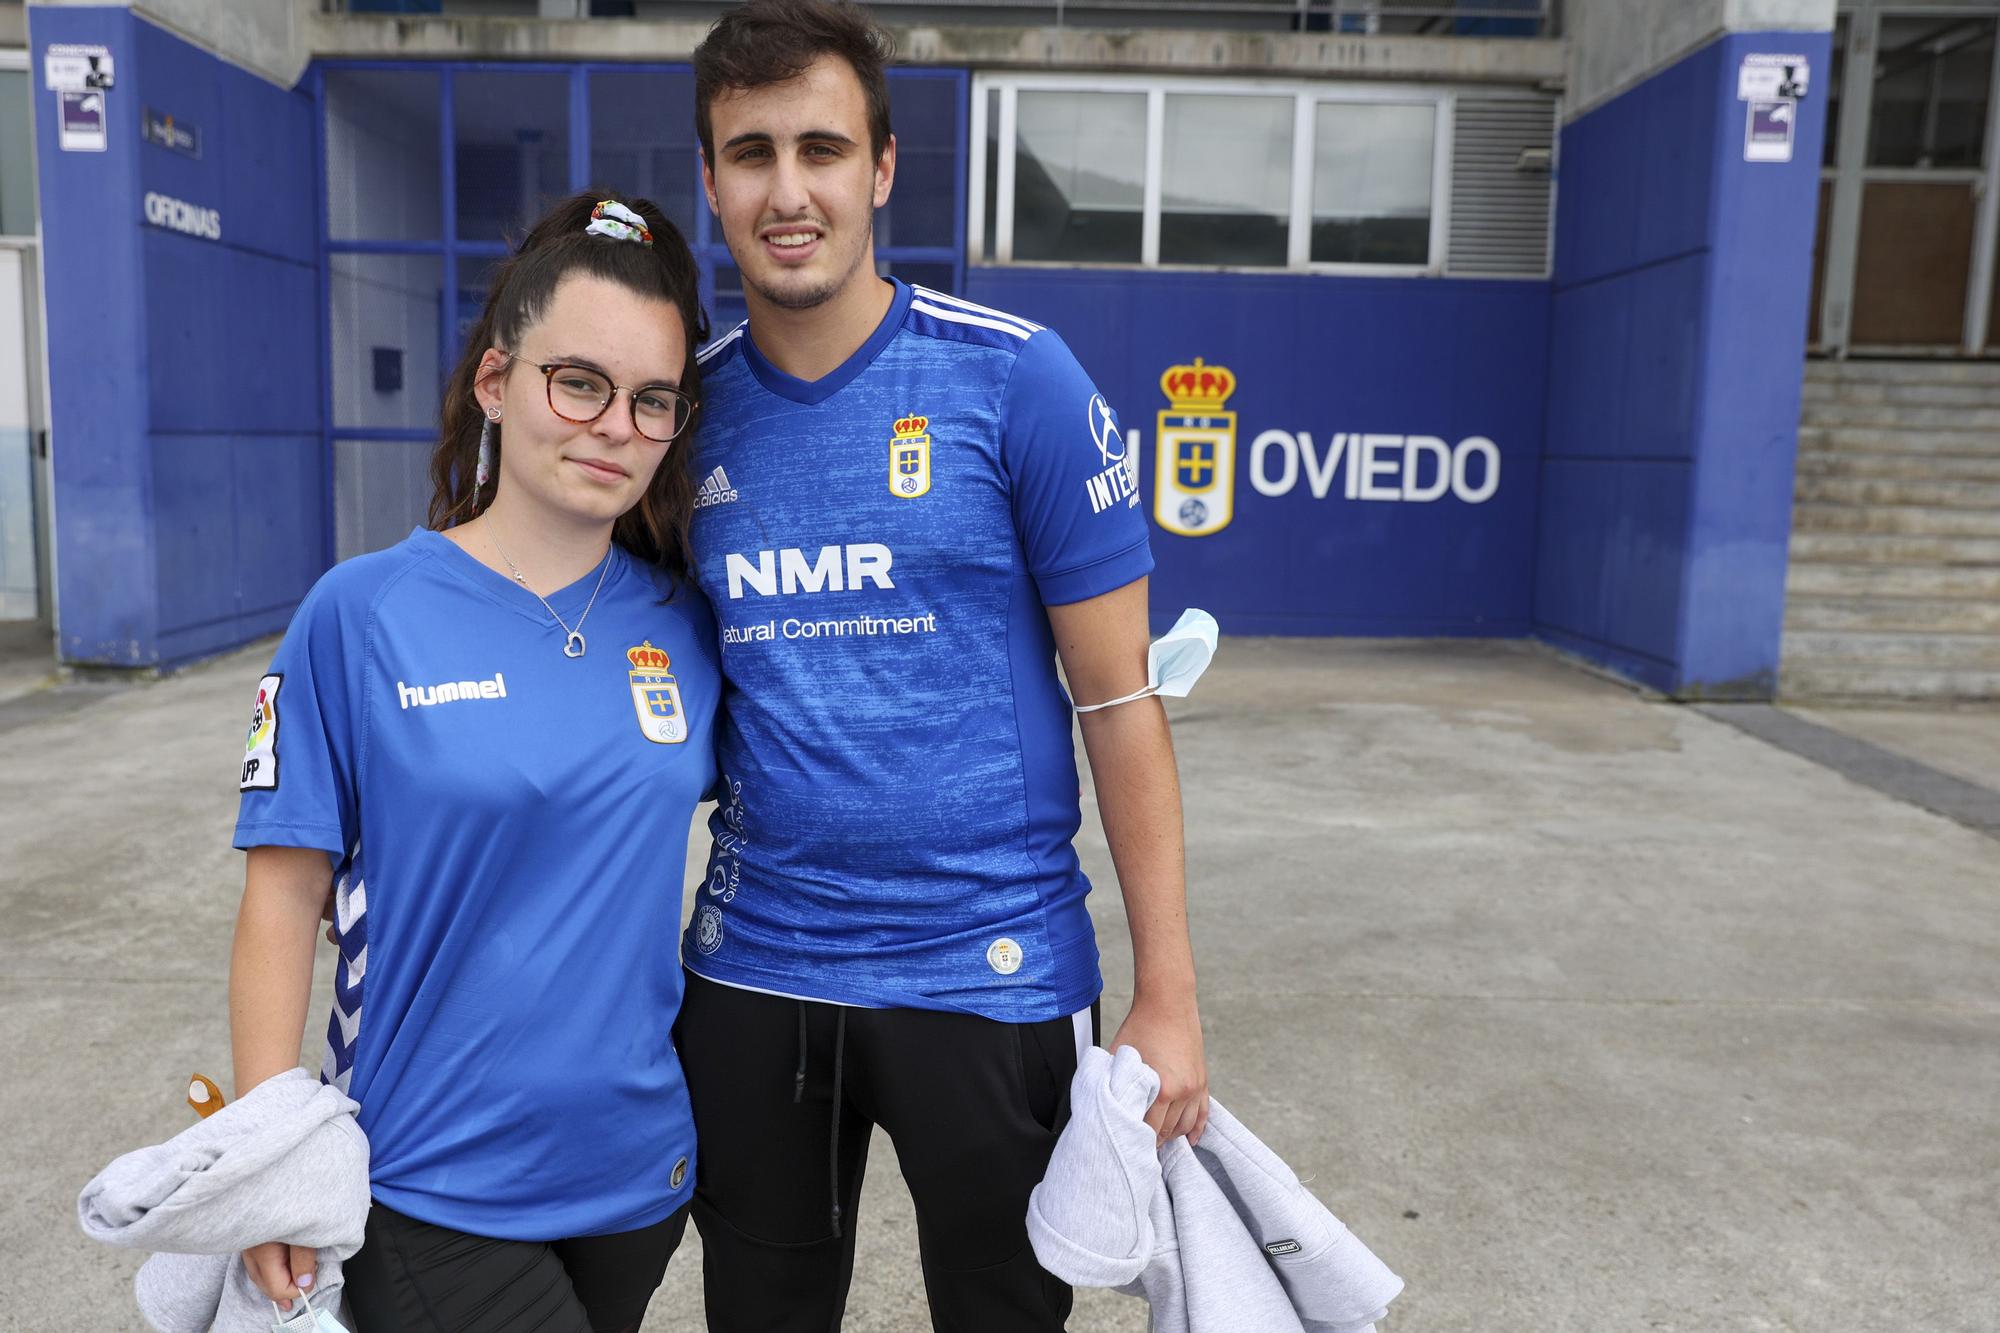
left=240, top=674, right=281, bottom=791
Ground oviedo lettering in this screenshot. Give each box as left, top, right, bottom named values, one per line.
left=1247, top=432, right=1499, bottom=505
left=142, top=191, right=222, bottom=241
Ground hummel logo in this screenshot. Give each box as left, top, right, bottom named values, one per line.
left=695, top=465, right=740, bottom=508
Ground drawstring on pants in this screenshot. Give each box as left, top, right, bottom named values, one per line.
left=792, top=1000, right=850, bottom=1240
left=829, top=1008, right=847, bottom=1239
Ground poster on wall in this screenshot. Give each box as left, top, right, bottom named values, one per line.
left=1737, top=53, right=1808, bottom=102
left=1744, top=99, right=1796, bottom=163
left=58, top=91, right=107, bottom=153
left=44, top=44, right=115, bottom=92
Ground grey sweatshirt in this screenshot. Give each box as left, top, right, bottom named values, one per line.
left=77, top=1068, right=370, bottom=1333
left=1027, top=1045, right=1404, bottom=1333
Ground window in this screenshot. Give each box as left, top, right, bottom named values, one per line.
left=973, top=75, right=1463, bottom=275
left=1013, top=91, right=1146, bottom=264
left=1161, top=95, right=1292, bottom=267
left=1312, top=102, right=1434, bottom=265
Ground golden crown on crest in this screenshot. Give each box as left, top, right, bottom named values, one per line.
left=893, top=415, right=930, bottom=439
left=627, top=641, right=671, bottom=671
left=1159, top=359, right=1236, bottom=412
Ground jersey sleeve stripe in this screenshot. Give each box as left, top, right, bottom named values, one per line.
left=911, top=286, right=1045, bottom=333
left=697, top=323, right=747, bottom=365
left=910, top=300, right=1034, bottom=341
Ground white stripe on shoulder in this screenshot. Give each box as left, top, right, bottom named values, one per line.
left=697, top=323, right=747, bottom=364
left=910, top=299, right=1034, bottom=341
left=911, top=286, right=1045, bottom=333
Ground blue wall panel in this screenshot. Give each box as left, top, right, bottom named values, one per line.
left=31, top=7, right=156, bottom=664
left=1536, top=29, right=1828, bottom=698
left=966, top=267, right=1548, bottom=636
left=36, top=8, right=324, bottom=667
left=1679, top=32, right=1830, bottom=694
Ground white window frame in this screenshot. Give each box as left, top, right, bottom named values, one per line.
left=970, top=72, right=1455, bottom=278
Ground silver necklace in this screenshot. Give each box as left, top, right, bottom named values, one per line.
left=488, top=529, right=612, bottom=659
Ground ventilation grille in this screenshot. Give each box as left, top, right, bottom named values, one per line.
left=1448, top=97, right=1556, bottom=277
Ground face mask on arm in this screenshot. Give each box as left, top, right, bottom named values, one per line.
left=1071, top=608, right=1219, bottom=714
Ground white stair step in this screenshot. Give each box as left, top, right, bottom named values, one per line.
left=1785, top=595, right=2000, bottom=634
left=1805, top=359, right=2000, bottom=386
left=1805, top=402, right=2000, bottom=431
left=1779, top=663, right=2000, bottom=701
left=1795, top=450, right=2000, bottom=482
left=1800, top=378, right=2000, bottom=409
left=1797, top=425, right=2000, bottom=455
left=1789, top=532, right=2000, bottom=565
left=1781, top=629, right=2000, bottom=669
left=1794, top=475, right=2000, bottom=509
left=1787, top=563, right=2000, bottom=599
left=1789, top=501, right=2000, bottom=539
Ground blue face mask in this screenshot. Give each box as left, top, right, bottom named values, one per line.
left=1072, top=608, right=1219, bottom=713
left=271, top=1291, right=349, bottom=1333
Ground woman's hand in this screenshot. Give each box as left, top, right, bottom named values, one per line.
left=242, top=1240, right=318, bottom=1309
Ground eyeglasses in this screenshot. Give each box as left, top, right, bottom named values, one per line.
left=509, top=355, right=698, bottom=444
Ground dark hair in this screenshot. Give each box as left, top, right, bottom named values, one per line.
left=693, top=0, right=896, bottom=165
left=429, top=190, right=709, bottom=574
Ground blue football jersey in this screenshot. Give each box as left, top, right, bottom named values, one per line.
left=234, top=528, right=717, bottom=1240
left=682, top=280, right=1152, bottom=1021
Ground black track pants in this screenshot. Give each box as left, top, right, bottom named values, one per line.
left=340, top=1198, right=689, bottom=1333
left=674, top=969, right=1095, bottom=1333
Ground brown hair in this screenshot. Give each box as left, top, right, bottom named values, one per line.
left=693, top=0, right=896, bottom=164
left=429, top=190, right=709, bottom=574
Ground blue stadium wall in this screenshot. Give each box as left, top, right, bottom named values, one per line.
left=968, top=269, right=1548, bottom=637
left=1534, top=30, right=1831, bottom=698
left=29, top=13, right=1827, bottom=699
left=31, top=6, right=323, bottom=667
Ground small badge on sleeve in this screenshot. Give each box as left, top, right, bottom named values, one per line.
left=240, top=674, right=281, bottom=791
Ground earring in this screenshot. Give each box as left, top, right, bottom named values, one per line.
left=476, top=412, right=497, bottom=490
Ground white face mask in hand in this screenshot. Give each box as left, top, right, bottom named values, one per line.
left=1072, top=609, right=1219, bottom=713
left=271, top=1291, right=349, bottom=1333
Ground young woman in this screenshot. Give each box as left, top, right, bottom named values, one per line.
left=230, top=190, right=714, bottom=1333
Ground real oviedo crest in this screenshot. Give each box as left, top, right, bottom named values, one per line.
left=889, top=414, right=932, bottom=499
left=626, top=641, right=688, bottom=744
left=1154, top=358, right=1236, bottom=538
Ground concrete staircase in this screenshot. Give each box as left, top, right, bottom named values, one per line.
left=1781, top=360, right=2000, bottom=701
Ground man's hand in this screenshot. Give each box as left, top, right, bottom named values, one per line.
left=243, top=1240, right=317, bottom=1310
left=1111, top=987, right=1208, bottom=1147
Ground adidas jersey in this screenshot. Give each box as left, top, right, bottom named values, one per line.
left=682, top=280, right=1152, bottom=1022
left=234, top=529, right=717, bottom=1240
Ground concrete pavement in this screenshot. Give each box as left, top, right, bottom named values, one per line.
left=3, top=634, right=1995, bottom=1330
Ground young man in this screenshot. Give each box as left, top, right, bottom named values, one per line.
left=673, top=2, right=1206, bottom=1328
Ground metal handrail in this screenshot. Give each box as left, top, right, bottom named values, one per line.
left=321, top=0, right=1553, bottom=34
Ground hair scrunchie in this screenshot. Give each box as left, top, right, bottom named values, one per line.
left=585, top=199, right=654, bottom=246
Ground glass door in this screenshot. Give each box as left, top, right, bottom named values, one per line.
left=1818, top=4, right=2000, bottom=356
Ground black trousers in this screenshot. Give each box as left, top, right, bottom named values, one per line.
left=674, top=969, right=1094, bottom=1333
left=341, top=1198, right=689, bottom=1333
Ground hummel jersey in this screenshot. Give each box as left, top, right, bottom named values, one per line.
left=234, top=529, right=717, bottom=1240
left=682, top=280, right=1152, bottom=1022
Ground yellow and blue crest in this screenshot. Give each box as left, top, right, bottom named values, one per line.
left=626, top=641, right=687, bottom=745
left=889, top=413, right=932, bottom=499
left=1153, top=359, right=1237, bottom=538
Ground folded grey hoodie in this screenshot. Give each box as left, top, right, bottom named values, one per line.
left=77, top=1068, right=370, bottom=1333
left=1026, top=1045, right=1403, bottom=1333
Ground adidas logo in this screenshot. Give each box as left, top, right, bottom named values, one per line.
left=695, top=465, right=740, bottom=509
